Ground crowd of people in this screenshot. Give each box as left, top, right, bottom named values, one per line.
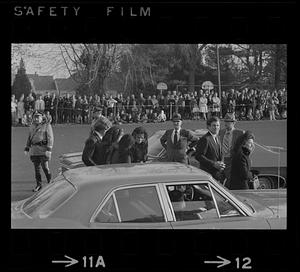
left=11, top=86, right=287, bottom=127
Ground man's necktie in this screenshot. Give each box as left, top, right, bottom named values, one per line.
left=214, top=135, right=221, bottom=158
left=222, top=131, right=230, bottom=156
left=174, top=130, right=178, bottom=144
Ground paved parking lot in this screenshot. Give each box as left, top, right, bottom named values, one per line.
left=11, top=120, right=286, bottom=201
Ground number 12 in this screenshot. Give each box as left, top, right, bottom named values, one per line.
left=235, top=257, right=252, bottom=269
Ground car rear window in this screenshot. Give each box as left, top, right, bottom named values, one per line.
left=23, top=177, right=75, bottom=218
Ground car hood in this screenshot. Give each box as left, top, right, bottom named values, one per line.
left=233, top=189, right=286, bottom=218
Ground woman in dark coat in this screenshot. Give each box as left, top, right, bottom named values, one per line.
left=229, top=130, right=255, bottom=190
left=131, top=126, right=148, bottom=163
left=111, top=134, right=135, bottom=164
left=102, top=126, right=124, bottom=164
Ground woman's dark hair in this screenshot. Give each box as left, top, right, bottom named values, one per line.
left=131, top=126, right=149, bottom=163
left=132, top=126, right=148, bottom=143
left=102, top=126, right=123, bottom=146
left=232, top=130, right=255, bottom=154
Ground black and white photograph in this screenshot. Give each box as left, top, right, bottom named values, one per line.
left=7, top=1, right=296, bottom=271
left=11, top=43, right=287, bottom=230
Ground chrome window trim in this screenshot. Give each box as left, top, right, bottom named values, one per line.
left=208, top=183, right=250, bottom=216
left=90, top=183, right=167, bottom=224
left=90, top=190, right=114, bottom=223
left=158, top=183, right=174, bottom=222
left=156, top=183, right=170, bottom=222
left=162, top=181, right=194, bottom=222
left=162, top=180, right=250, bottom=222
left=208, top=184, right=221, bottom=218
left=113, top=184, right=167, bottom=223
left=112, top=193, right=121, bottom=222
left=162, top=180, right=221, bottom=222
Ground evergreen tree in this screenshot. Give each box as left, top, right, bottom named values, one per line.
left=12, top=58, right=32, bottom=100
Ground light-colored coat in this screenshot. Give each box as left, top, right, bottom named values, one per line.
left=25, top=119, right=54, bottom=156
left=219, top=128, right=244, bottom=157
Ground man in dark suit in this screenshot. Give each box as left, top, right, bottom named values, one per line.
left=219, top=113, right=244, bottom=187
left=160, top=113, right=198, bottom=164
left=195, top=116, right=225, bottom=182
left=82, top=118, right=111, bottom=166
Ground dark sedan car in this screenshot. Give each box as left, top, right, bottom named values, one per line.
left=11, top=162, right=286, bottom=229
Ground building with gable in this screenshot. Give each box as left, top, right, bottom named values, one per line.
left=25, top=73, right=79, bottom=96
left=27, top=73, right=57, bottom=95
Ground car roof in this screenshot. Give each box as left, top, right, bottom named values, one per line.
left=63, top=162, right=213, bottom=189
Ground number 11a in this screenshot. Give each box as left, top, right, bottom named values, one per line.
left=82, top=256, right=106, bottom=268
left=235, top=257, right=252, bottom=269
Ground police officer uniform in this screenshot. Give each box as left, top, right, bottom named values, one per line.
left=24, top=111, right=54, bottom=192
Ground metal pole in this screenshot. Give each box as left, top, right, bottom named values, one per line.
left=216, top=44, right=222, bottom=117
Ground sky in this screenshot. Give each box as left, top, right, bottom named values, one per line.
left=12, top=44, right=70, bottom=78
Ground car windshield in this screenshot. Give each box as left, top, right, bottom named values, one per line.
left=22, top=177, right=75, bottom=218
left=148, top=131, right=165, bottom=157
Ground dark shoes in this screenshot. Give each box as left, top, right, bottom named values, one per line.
left=47, top=174, right=52, bottom=184
left=32, top=185, right=42, bottom=192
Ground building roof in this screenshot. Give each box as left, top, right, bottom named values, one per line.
left=27, top=74, right=56, bottom=91
left=54, top=77, right=79, bottom=92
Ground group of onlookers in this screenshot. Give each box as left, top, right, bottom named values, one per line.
left=220, top=87, right=287, bottom=121
left=12, top=86, right=287, bottom=126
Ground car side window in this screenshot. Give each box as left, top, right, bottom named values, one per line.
left=210, top=187, right=242, bottom=217
left=94, top=195, right=119, bottom=223
left=114, top=186, right=165, bottom=223
left=166, top=183, right=219, bottom=221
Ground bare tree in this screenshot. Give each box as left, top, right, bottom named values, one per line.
left=180, top=44, right=207, bottom=92
left=59, top=44, right=125, bottom=96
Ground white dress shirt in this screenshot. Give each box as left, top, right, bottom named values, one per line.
left=171, top=128, right=181, bottom=144
left=208, top=131, right=219, bottom=145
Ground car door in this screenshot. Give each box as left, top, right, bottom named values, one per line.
left=160, top=181, right=271, bottom=229
left=89, top=184, right=172, bottom=229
